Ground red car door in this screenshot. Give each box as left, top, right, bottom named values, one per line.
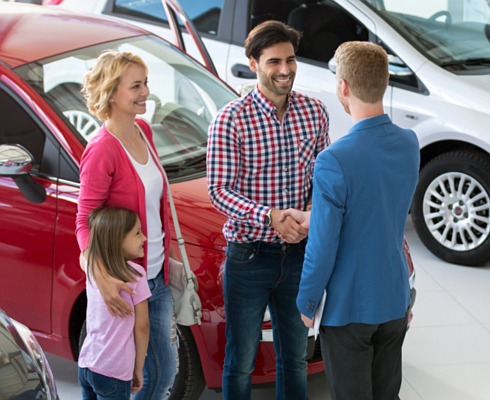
left=0, top=84, right=57, bottom=334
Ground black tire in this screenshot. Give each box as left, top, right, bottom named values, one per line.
left=168, top=325, right=206, bottom=400
left=412, top=150, right=490, bottom=266
left=48, top=84, right=100, bottom=140
left=78, top=322, right=205, bottom=400
left=78, top=320, right=87, bottom=357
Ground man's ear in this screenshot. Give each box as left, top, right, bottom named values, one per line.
left=249, top=57, right=257, bottom=72
left=340, top=78, right=349, bottom=97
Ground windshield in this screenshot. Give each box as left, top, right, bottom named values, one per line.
left=14, top=35, right=236, bottom=178
left=362, top=0, right=490, bottom=73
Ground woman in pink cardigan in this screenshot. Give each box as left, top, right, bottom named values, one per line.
left=76, top=50, right=177, bottom=399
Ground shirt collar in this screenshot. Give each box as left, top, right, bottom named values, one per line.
left=251, top=85, right=293, bottom=117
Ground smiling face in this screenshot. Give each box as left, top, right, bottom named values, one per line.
left=110, top=62, right=149, bottom=118
left=249, top=41, right=297, bottom=103
left=122, top=217, right=146, bottom=260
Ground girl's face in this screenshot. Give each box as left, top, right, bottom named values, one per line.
left=122, top=217, right=146, bottom=260
left=110, top=62, right=149, bottom=118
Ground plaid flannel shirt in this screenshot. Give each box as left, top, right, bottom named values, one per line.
left=207, top=86, right=329, bottom=243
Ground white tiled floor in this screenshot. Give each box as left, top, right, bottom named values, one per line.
left=47, top=215, right=490, bottom=399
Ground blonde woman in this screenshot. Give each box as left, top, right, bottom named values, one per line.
left=76, top=50, right=177, bottom=399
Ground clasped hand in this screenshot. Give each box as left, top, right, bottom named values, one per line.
left=272, top=208, right=310, bottom=243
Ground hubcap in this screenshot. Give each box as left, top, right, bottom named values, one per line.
left=63, top=110, right=100, bottom=140
left=422, top=172, right=490, bottom=251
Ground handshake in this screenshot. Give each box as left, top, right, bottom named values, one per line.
left=271, top=208, right=312, bottom=244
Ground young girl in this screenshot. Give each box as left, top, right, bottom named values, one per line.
left=78, top=206, right=151, bottom=400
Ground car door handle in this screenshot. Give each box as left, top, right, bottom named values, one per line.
left=231, top=64, right=256, bottom=79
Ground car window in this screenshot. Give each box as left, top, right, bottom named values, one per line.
left=14, top=35, right=236, bottom=180
left=0, top=85, right=80, bottom=181
left=113, top=0, right=224, bottom=36
left=0, top=87, right=45, bottom=172
left=249, top=0, right=368, bottom=64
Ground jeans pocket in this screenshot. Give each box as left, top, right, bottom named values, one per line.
left=226, top=243, right=256, bottom=264
left=91, top=371, right=118, bottom=397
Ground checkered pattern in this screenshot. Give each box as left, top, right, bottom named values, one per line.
left=207, top=86, right=329, bottom=243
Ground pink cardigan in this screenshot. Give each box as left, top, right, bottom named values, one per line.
left=75, top=118, right=171, bottom=284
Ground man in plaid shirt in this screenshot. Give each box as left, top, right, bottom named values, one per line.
left=207, top=20, right=329, bottom=400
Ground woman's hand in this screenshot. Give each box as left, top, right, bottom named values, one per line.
left=79, top=253, right=87, bottom=272
left=93, top=262, right=134, bottom=318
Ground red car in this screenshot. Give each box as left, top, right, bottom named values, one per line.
left=0, top=3, right=415, bottom=399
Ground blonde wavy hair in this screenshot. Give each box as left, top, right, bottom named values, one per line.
left=334, top=41, right=389, bottom=104
left=82, top=50, right=148, bottom=121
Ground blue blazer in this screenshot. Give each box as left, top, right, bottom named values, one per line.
left=297, top=114, right=420, bottom=326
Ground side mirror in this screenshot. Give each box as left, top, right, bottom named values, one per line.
left=329, top=55, right=413, bottom=77
left=328, top=57, right=337, bottom=74
left=388, top=54, right=413, bottom=76
left=0, top=144, right=46, bottom=203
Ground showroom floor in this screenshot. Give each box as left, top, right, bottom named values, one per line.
left=48, top=215, right=490, bottom=399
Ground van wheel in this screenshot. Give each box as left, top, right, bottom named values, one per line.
left=48, top=83, right=100, bottom=140
left=78, top=320, right=87, bottom=353
left=412, top=150, right=490, bottom=266
left=168, top=325, right=205, bottom=400
left=78, top=322, right=205, bottom=399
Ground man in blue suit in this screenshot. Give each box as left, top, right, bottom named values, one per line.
left=282, top=41, right=419, bottom=399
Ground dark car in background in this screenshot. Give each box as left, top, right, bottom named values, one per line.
left=0, top=309, right=59, bottom=399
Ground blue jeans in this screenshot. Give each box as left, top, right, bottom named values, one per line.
left=78, top=368, right=131, bottom=400
left=223, top=241, right=309, bottom=400
left=133, top=270, right=178, bottom=400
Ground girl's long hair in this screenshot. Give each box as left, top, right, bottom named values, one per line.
left=86, top=206, right=142, bottom=283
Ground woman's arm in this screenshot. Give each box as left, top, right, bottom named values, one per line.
left=132, top=299, right=150, bottom=393
left=80, top=251, right=134, bottom=317
left=76, top=137, right=133, bottom=317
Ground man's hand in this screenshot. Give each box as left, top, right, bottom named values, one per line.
left=271, top=209, right=308, bottom=243
left=92, top=262, right=134, bottom=318
left=279, top=209, right=311, bottom=230
left=301, top=313, right=314, bottom=329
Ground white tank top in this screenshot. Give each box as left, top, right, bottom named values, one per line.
left=124, top=145, right=165, bottom=279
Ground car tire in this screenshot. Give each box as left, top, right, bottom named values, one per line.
left=48, top=84, right=100, bottom=140
left=78, top=322, right=205, bottom=399
left=412, top=150, right=490, bottom=266
left=168, top=325, right=206, bottom=400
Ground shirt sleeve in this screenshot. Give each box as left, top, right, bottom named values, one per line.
left=206, top=108, right=266, bottom=226
left=75, top=137, right=115, bottom=252
left=296, top=151, right=346, bottom=318
left=311, top=102, right=330, bottom=178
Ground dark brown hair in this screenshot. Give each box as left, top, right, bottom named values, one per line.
left=245, top=20, right=301, bottom=60
left=86, top=206, right=142, bottom=283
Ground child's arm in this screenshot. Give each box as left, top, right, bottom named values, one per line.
left=131, top=299, right=149, bottom=393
